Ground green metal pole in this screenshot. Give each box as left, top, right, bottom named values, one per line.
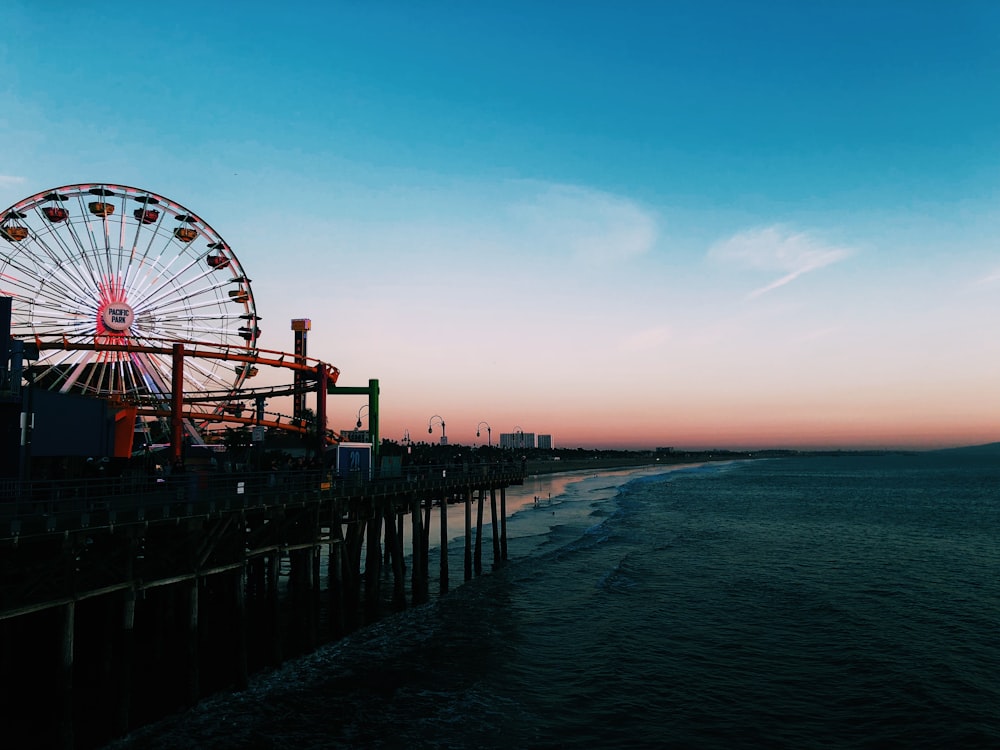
left=369, top=379, right=380, bottom=469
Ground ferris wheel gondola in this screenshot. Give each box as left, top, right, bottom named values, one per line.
left=0, top=183, right=260, bottom=416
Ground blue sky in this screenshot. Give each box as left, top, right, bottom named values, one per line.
left=2, top=2, right=999, bottom=449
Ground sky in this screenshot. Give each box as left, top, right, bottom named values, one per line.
left=1, top=1, right=999, bottom=450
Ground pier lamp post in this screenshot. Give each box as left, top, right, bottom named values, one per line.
left=401, top=430, right=413, bottom=464
left=428, top=414, right=447, bottom=445
left=476, top=421, right=492, bottom=448
left=354, top=404, right=370, bottom=443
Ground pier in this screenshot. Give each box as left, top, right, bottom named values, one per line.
left=0, top=462, right=524, bottom=749
left=0, top=182, right=530, bottom=749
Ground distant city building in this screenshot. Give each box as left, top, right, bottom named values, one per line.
left=537, top=434, right=552, bottom=450
left=499, top=432, right=535, bottom=450
left=655, top=447, right=674, bottom=454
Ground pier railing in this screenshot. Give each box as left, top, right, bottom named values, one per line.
left=0, top=461, right=526, bottom=542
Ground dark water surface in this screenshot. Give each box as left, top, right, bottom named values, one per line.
left=110, top=454, right=1000, bottom=749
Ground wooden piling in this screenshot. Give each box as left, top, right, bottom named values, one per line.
left=234, top=571, right=248, bottom=690
left=310, top=546, right=321, bottom=644
left=186, top=578, right=199, bottom=706
left=267, top=554, right=282, bottom=666
left=0, top=619, right=9, bottom=711
left=475, top=487, right=485, bottom=576
left=302, top=549, right=317, bottom=650
left=329, top=506, right=346, bottom=637
left=117, top=589, right=136, bottom=735
left=411, top=497, right=425, bottom=603
left=364, top=503, right=383, bottom=622
left=500, top=486, right=508, bottom=562
left=383, top=503, right=406, bottom=610
left=397, top=510, right=406, bottom=576
left=464, top=488, right=473, bottom=581
left=345, top=510, right=366, bottom=626
left=422, top=497, right=432, bottom=578
left=382, top=516, right=392, bottom=569
left=439, top=494, right=449, bottom=595
left=249, top=555, right=266, bottom=649
left=490, top=487, right=500, bottom=567
left=60, top=601, right=75, bottom=750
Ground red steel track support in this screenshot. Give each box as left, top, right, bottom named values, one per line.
left=316, top=363, right=328, bottom=459
left=171, top=343, right=184, bottom=464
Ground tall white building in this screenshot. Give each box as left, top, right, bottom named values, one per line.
left=537, top=434, right=552, bottom=450
left=499, top=432, right=535, bottom=450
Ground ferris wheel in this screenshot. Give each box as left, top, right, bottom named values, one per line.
left=0, top=183, right=260, bottom=406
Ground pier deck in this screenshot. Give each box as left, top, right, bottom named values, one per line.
left=0, top=463, right=524, bottom=750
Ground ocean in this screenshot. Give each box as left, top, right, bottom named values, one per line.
left=110, top=452, right=1000, bottom=749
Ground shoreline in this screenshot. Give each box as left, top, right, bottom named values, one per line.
left=524, top=452, right=738, bottom=477
left=505, top=458, right=726, bottom=522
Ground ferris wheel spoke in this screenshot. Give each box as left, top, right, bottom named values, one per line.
left=136, top=300, right=237, bottom=335
left=126, top=355, right=161, bottom=401
left=118, top=360, right=143, bottom=396
left=69, top=192, right=106, bottom=261
left=0, top=243, right=87, bottom=305
left=182, top=356, right=231, bottom=394
left=156, top=324, right=243, bottom=345
left=89, top=354, right=114, bottom=395
left=131, top=351, right=173, bottom=399
left=27, top=270, right=97, bottom=318
left=122, top=214, right=194, bottom=294
left=60, top=218, right=107, bottom=296
left=44, top=348, right=97, bottom=394
left=124, top=222, right=148, bottom=287
left=31, top=322, right=92, bottom=343
left=130, top=262, right=236, bottom=314
left=96, top=357, right=124, bottom=396
left=123, top=252, right=175, bottom=304
left=113, top=194, right=132, bottom=282
left=142, top=294, right=242, bottom=324
left=124, top=199, right=194, bottom=293
left=4, top=221, right=80, bottom=290
left=123, top=219, right=174, bottom=294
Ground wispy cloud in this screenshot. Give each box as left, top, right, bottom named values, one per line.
left=708, top=225, right=853, bottom=298
left=972, top=267, right=1000, bottom=287
left=510, top=182, right=658, bottom=264
left=0, top=175, right=25, bottom=187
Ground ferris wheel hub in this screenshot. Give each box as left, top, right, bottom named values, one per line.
left=100, top=302, right=134, bottom=333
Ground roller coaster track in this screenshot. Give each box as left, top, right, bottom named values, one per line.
left=32, top=337, right=345, bottom=444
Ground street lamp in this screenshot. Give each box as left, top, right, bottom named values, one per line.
left=356, top=404, right=369, bottom=429
left=428, top=414, right=447, bottom=445
left=476, top=421, right=492, bottom=448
